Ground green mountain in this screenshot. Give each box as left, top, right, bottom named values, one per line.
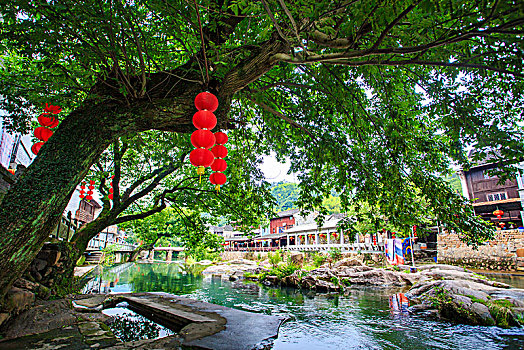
left=270, top=182, right=341, bottom=214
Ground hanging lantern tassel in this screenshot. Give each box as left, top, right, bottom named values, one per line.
left=210, top=172, right=226, bottom=194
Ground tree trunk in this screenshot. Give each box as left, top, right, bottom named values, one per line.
left=128, top=243, right=154, bottom=262
left=0, top=38, right=287, bottom=301
left=0, top=105, right=123, bottom=301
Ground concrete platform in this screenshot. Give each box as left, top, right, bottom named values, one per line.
left=115, top=292, right=287, bottom=350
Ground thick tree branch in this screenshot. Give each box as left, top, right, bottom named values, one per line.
left=246, top=95, right=315, bottom=139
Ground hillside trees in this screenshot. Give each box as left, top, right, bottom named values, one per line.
left=0, top=0, right=523, bottom=299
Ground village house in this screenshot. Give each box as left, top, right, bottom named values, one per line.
left=457, top=152, right=524, bottom=228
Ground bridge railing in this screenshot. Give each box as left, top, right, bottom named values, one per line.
left=86, top=237, right=136, bottom=252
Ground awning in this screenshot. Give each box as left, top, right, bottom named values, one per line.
left=225, top=237, right=251, bottom=242
left=254, top=233, right=287, bottom=241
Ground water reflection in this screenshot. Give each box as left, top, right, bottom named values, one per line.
left=389, top=293, right=409, bottom=314
left=103, top=305, right=174, bottom=342
left=86, top=263, right=524, bottom=350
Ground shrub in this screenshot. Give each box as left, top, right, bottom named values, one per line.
left=312, top=253, right=327, bottom=268
left=268, top=250, right=282, bottom=268
left=329, top=248, right=342, bottom=262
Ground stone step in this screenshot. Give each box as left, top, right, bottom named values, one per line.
left=123, top=296, right=216, bottom=325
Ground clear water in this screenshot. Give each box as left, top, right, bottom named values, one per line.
left=102, top=303, right=175, bottom=342
left=85, top=263, right=524, bottom=350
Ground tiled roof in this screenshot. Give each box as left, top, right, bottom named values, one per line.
left=272, top=208, right=300, bottom=219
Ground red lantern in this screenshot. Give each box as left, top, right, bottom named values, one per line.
left=38, top=114, right=59, bottom=128
left=190, top=148, right=215, bottom=168
left=209, top=172, right=226, bottom=185
left=211, top=158, right=227, bottom=172
left=211, top=145, right=228, bottom=158
left=109, top=188, right=114, bottom=193
left=88, top=185, right=94, bottom=190
left=89, top=180, right=95, bottom=185
left=44, top=103, right=62, bottom=114
left=214, top=132, right=228, bottom=145
left=493, top=209, right=504, bottom=219
left=31, top=142, right=44, bottom=155
left=34, top=127, right=53, bottom=142
left=85, top=195, right=93, bottom=200
left=108, top=194, right=113, bottom=200
left=194, top=92, right=218, bottom=112
left=192, top=110, right=217, bottom=130
left=191, top=129, right=216, bottom=149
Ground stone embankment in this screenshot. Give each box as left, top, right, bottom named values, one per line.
left=438, top=229, right=524, bottom=271
left=203, top=258, right=524, bottom=327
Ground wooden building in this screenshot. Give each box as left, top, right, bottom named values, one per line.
left=75, top=198, right=102, bottom=225
left=458, top=154, right=524, bottom=228
left=269, top=208, right=300, bottom=234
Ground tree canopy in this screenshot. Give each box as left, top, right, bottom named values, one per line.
left=0, top=0, right=523, bottom=298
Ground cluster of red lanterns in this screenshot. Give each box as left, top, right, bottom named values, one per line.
left=79, top=180, right=95, bottom=201
left=31, top=103, right=62, bottom=155
left=108, top=175, right=114, bottom=200
left=189, top=92, right=228, bottom=191
left=493, top=209, right=504, bottom=219
left=372, top=234, right=377, bottom=245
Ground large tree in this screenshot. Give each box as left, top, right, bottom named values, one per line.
left=0, top=0, right=523, bottom=300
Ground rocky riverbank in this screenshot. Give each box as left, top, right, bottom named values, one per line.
left=202, top=258, right=524, bottom=327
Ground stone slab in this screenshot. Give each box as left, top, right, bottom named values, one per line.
left=123, top=295, right=216, bottom=323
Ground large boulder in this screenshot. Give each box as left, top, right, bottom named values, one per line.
left=407, top=279, right=524, bottom=327
left=289, top=253, right=304, bottom=266
left=333, top=258, right=364, bottom=269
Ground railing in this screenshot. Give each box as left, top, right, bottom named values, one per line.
left=49, top=212, right=80, bottom=241
left=86, top=237, right=136, bottom=252
left=224, top=246, right=280, bottom=252
left=284, top=242, right=385, bottom=253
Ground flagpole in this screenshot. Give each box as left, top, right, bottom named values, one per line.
left=409, top=225, right=416, bottom=272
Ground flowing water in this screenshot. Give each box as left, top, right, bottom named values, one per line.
left=84, top=263, right=524, bottom=349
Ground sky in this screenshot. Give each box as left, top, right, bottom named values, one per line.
left=260, top=153, right=295, bottom=183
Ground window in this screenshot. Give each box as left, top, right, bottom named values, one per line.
left=487, top=192, right=507, bottom=202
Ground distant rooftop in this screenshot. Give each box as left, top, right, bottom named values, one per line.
left=271, top=208, right=300, bottom=219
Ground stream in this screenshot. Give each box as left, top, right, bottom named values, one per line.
left=83, top=262, right=524, bottom=349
